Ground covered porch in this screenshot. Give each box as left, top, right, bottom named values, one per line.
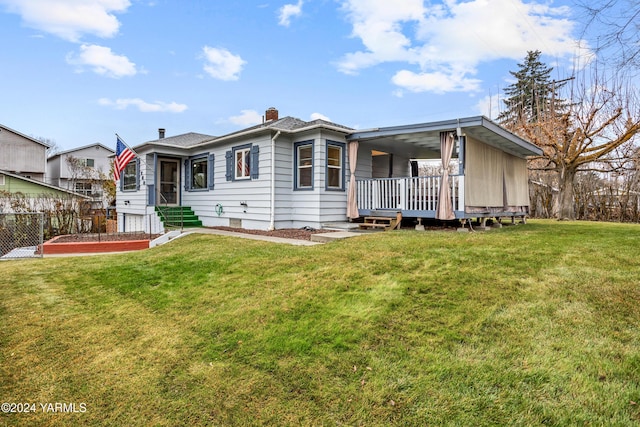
left=356, top=174, right=465, bottom=218
left=346, top=116, right=543, bottom=222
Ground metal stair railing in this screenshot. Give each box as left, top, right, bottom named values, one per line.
left=156, top=192, right=184, bottom=232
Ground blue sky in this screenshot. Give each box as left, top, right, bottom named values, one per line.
left=0, top=0, right=592, bottom=151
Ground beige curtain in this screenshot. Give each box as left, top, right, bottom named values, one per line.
left=347, top=141, right=359, bottom=219
left=436, top=132, right=455, bottom=220
left=503, top=153, right=530, bottom=206
left=465, top=138, right=505, bottom=207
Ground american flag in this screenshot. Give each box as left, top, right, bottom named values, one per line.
left=113, top=136, right=136, bottom=181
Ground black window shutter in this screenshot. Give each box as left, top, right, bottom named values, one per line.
left=184, top=159, right=190, bottom=191
left=250, top=145, right=259, bottom=179
left=225, top=150, right=233, bottom=181
left=208, top=153, right=215, bottom=190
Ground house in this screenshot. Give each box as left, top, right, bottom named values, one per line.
left=0, top=123, right=49, bottom=182
left=0, top=170, right=89, bottom=211
left=47, top=143, right=115, bottom=205
left=115, top=109, right=542, bottom=233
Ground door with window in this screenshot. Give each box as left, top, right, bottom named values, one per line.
left=158, top=159, right=179, bottom=205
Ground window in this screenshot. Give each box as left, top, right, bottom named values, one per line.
left=226, top=145, right=259, bottom=181
left=295, top=141, right=313, bottom=190
left=191, top=157, right=208, bottom=189
left=80, top=158, right=95, bottom=167
left=0, top=175, right=4, bottom=186
left=235, top=146, right=251, bottom=179
left=185, top=154, right=214, bottom=191
left=326, top=142, right=345, bottom=190
left=122, top=160, right=138, bottom=191
left=75, top=182, right=92, bottom=196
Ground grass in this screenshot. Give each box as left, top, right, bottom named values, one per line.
left=1, top=219, right=639, bottom=426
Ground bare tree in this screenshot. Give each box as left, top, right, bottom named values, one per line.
left=517, top=68, right=640, bottom=220
left=35, top=136, right=60, bottom=157
left=576, top=0, right=640, bottom=73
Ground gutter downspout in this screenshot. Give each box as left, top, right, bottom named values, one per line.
left=269, top=131, right=281, bottom=230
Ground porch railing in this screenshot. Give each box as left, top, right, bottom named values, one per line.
left=356, top=175, right=464, bottom=213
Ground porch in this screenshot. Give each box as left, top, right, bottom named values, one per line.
left=347, top=116, right=544, bottom=223
left=356, top=175, right=465, bottom=218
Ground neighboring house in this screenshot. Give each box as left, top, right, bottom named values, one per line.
left=0, top=124, right=48, bottom=182
left=47, top=143, right=115, bottom=205
left=0, top=170, right=89, bottom=211
left=116, top=109, right=542, bottom=232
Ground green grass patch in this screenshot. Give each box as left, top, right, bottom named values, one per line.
left=1, top=220, right=640, bottom=425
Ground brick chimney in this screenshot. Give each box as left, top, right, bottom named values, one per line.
left=265, top=107, right=278, bottom=122
left=158, top=128, right=165, bottom=139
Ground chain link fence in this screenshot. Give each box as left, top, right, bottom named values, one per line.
left=0, top=213, right=44, bottom=259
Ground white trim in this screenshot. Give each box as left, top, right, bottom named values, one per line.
left=234, top=147, right=251, bottom=180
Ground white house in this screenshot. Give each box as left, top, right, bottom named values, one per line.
left=115, top=108, right=542, bottom=233
left=47, top=143, right=115, bottom=205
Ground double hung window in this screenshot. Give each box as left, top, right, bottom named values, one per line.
left=235, top=147, right=251, bottom=180
left=326, top=142, right=344, bottom=190
left=191, top=157, right=208, bottom=189
left=122, top=161, right=138, bottom=191
left=295, top=141, right=313, bottom=190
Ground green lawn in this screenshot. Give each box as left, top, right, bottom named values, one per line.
left=1, top=220, right=639, bottom=426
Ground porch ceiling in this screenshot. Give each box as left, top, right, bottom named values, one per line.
left=347, top=116, right=543, bottom=159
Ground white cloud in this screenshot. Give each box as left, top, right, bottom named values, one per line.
left=474, top=94, right=502, bottom=119
left=336, top=0, right=425, bottom=74
left=229, top=110, right=262, bottom=126
left=278, top=0, right=303, bottom=27
left=67, top=44, right=138, bottom=78
left=337, top=0, right=585, bottom=93
left=310, top=112, right=331, bottom=121
left=392, top=69, right=482, bottom=95
left=0, top=0, right=130, bottom=42
left=98, top=98, right=188, bottom=113
left=201, top=46, right=246, bottom=81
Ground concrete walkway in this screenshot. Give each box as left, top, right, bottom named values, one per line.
left=34, top=228, right=363, bottom=259
left=183, top=228, right=363, bottom=246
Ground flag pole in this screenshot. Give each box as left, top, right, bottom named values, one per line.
left=115, top=133, right=149, bottom=170
left=114, top=133, right=150, bottom=187
left=115, top=133, right=142, bottom=159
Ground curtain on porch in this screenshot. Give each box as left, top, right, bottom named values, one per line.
left=347, top=141, right=359, bottom=219
left=465, top=137, right=504, bottom=206
left=503, top=153, right=530, bottom=206
left=465, top=137, right=531, bottom=208
left=436, top=131, right=455, bottom=220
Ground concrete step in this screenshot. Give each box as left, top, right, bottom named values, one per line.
left=311, top=231, right=363, bottom=243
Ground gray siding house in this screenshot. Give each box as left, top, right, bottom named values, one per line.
left=47, top=143, right=115, bottom=204
left=116, top=109, right=542, bottom=232
left=0, top=124, right=48, bottom=182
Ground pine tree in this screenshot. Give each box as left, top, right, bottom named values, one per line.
left=498, top=50, right=564, bottom=128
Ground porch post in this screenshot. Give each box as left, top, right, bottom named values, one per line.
left=347, top=141, right=359, bottom=219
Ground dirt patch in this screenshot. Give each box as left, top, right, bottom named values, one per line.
left=208, top=227, right=331, bottom=241
left=51, top=233, right=160, bottom=243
